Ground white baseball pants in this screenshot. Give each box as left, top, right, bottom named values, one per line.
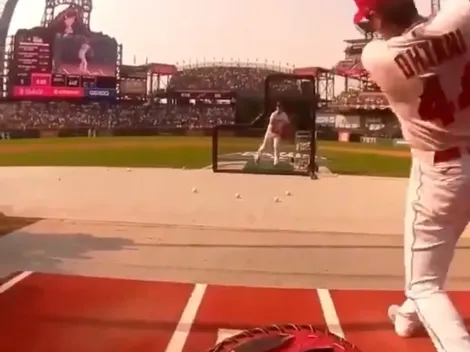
left=257, top=132, right=281, bottom=163
left=399, top=149, right=470, bottom=352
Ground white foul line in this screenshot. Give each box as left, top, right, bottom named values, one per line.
left=0, top=271, right=33, bottom=294
left=317, top=288, right=345, bottom=338
left=164, top=283, right=207, bottom=352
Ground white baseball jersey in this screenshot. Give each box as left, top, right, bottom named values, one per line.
left=361, top=0, right=470, bottom=151
left=78, top=44, right=90, bottom=60
left=267, top=110, right=289, bottom=135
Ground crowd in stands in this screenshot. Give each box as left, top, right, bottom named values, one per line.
left=0, top=62, right=395, bottom=130
left=168, top=63, right=298, bottom=94
left=0, top=101, right=235, bottom=129
left=0, top=63, right=302, bottom=129
left=330, top=88, right=388, bottom=110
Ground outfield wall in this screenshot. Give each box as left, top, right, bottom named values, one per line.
left=0, top=126, right=338, bottom=139
left=0, top=127, right=216, bottom=139
left=0, top=127, right=407, bottom=148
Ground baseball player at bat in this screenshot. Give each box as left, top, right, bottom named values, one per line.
left=254, top=102, right=290, bottom=166
left=354, top=0, right=470, bottom=350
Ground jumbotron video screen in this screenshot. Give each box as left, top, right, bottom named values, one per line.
left=9, top=6, right=118, bottom=99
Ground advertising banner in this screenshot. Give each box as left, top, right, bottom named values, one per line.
left=85, top=88, right=116, bottom=99
left=393, top=139, right=410, bottom=146
left=13, top=86, right=83, bottom=98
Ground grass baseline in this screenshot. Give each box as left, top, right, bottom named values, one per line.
left=0, top=136, right=411, bottom=177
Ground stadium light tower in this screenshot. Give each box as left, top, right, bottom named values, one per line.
left=41, top=0, right=93, bottom=28
left=0, top=0, right=19, bottom=47
left=0, top=0, right=19, bottom=95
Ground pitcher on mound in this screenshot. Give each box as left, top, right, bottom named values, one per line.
left=78, top=37, right=92, bottom=74
left=254, top=102, right=290, bottom=166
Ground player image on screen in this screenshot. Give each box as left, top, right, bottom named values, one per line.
left=78, top=37, right=91, bottom=74
left=53, top=32, right=116, bottom=77
left=49, top=6, right=117, bottom=77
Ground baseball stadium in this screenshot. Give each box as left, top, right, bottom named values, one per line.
left=0, top=0, right=469, bottom=351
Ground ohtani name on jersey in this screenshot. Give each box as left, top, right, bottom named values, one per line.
left=394, top=29, right=467, bottom=79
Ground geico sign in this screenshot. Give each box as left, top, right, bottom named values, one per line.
left=89, top=90, right=110, bottom=96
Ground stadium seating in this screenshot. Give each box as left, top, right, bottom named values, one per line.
left=0, top=60, right=394, bottom=129
left=168, top=62, right=298, bottom=94
left=0, top=101, right=235, bottom=129
left=330, top=89, right=388, bottom=110
left=0, top=62, right=306, bottom=129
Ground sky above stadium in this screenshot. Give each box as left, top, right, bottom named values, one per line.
left=9, top=0, right=433, bottom=69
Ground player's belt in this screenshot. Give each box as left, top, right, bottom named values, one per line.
left=434, top=147, right=470, bottom=164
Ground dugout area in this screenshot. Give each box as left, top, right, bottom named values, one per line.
left=212, top=73, right=318, bottom=179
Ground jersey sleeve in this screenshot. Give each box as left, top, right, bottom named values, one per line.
left=361, top=41, right=407, bottom=97
left=268, top=113, right=275, bottom=123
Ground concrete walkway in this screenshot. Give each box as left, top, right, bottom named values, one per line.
left=0, top=167, right=469, bottom=290
left=0, top=166, right=444, bottom=235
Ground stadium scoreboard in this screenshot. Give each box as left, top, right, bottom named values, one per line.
left=10, top=27, right=118, bottom=99
left=15, top=36, right=51, bottom=74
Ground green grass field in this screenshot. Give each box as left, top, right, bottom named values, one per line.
left=0, top=137, right=411, bottom=177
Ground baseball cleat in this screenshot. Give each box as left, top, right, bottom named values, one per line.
left=388, top=304, right=421, bottom=338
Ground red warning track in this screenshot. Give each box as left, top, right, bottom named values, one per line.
left=1, top=272, right=469, bottom=352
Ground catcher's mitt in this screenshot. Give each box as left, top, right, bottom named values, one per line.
left=207, top=324, right=361, bottom=352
